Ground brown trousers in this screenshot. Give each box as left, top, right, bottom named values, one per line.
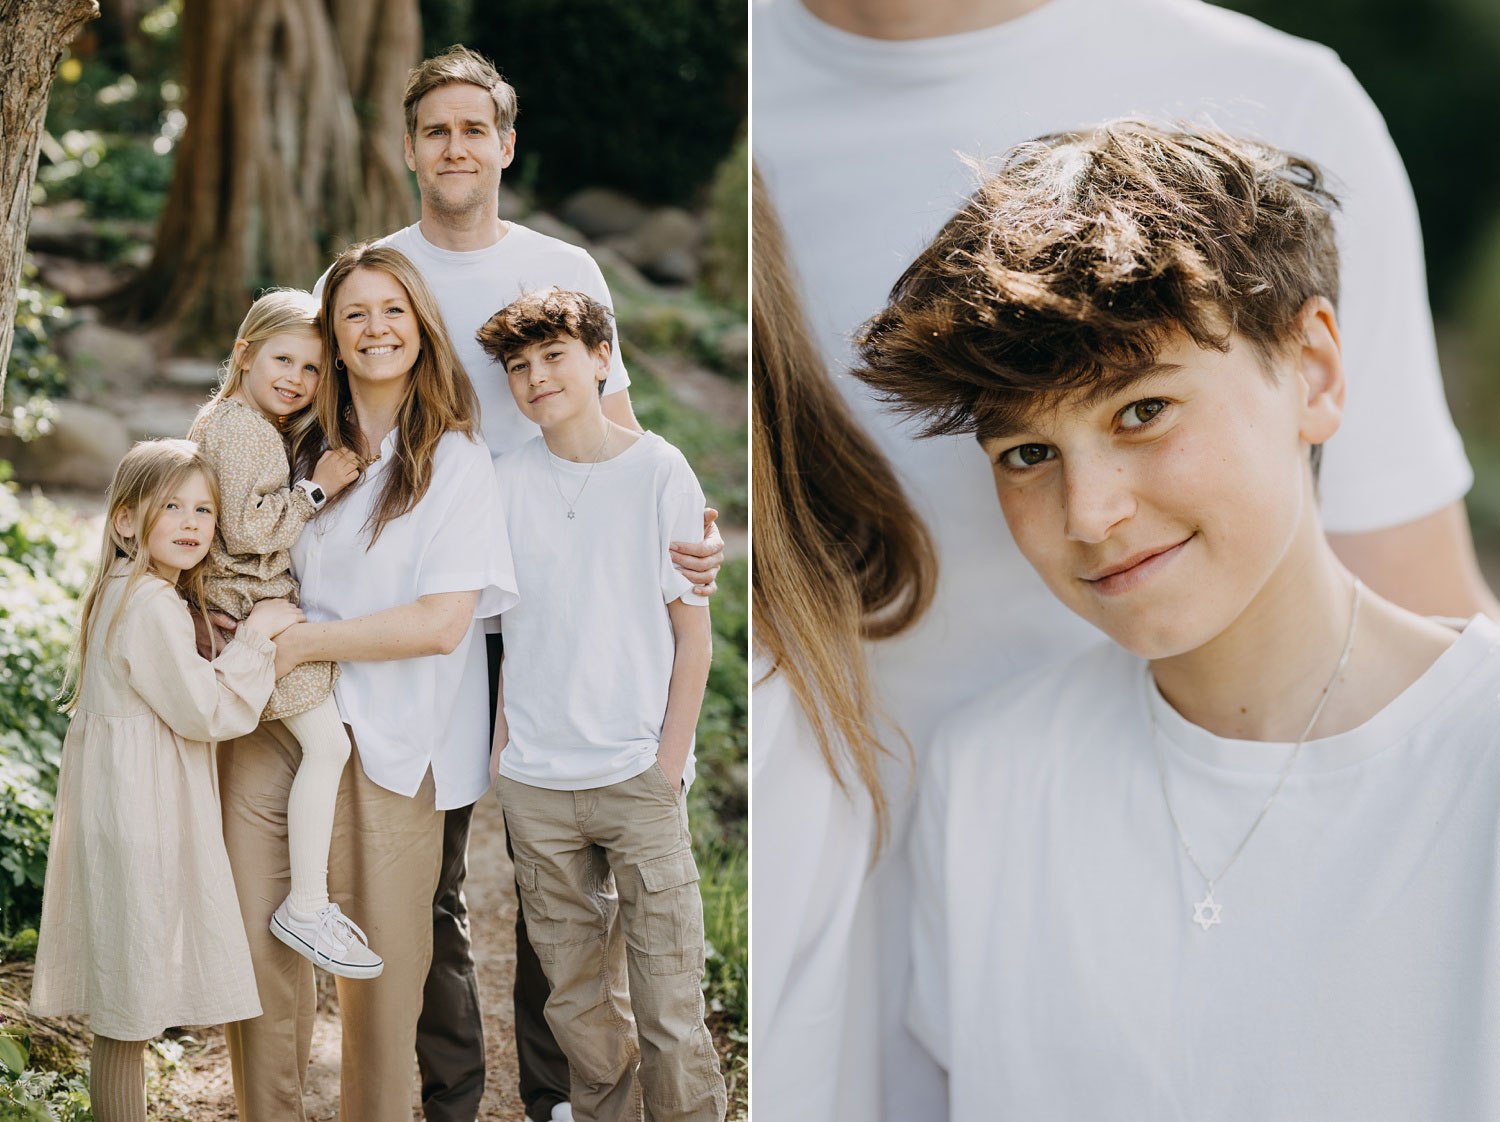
left=498, top=769, right=727, bottom=1122
left=219, top=719, right=445, bottom=1122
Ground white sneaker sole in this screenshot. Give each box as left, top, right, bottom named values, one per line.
left=270, top=911, right=385, bottom=979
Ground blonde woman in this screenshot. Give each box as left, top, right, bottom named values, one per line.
left=213, top=243, right=517, bottom=1122
left=751, top=170, right=936, bottom=1120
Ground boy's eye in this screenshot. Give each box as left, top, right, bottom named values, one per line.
left=1120, top=398, right=1168, bottom=430
left=998, top=443, right=1055, bottom=470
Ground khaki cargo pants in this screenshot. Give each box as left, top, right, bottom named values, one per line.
left=497, top=768, right=727, bottom=1122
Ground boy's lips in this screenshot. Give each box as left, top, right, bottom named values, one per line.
left=529, top=389, right=561, bottom=403
left=1082, top=535, right=1194, bottom=595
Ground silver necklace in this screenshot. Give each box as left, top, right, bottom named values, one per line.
left=1149, top=578, right=1363, bottom=931
left=547, top=421, right=613, bottom=520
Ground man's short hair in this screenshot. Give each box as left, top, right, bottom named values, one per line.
left=476, top=288, right=614, bottom=392
left=854, top=119, right=1341, bottom=440
left=404, top=45, right=518, bottom=137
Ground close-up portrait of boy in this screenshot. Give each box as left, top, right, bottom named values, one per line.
left=855, top=120, right=1500, bottom=1120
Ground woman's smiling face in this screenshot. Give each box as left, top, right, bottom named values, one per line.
left=332, top=267, right=421, bottom=389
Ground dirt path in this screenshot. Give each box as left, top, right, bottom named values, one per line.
left=156, top=792, right=526, bottom=1120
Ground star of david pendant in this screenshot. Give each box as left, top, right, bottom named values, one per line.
left=1192, top=888, right=1222, bottom=931
left=567, top=511, right=575, bottom=519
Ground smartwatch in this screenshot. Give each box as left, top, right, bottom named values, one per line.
left=295, top=478, right=327, bottom=511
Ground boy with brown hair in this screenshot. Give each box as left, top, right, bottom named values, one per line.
left=477, top=288, right=727, bottom=1122
left=857, top=120, right=1500, bottom=1119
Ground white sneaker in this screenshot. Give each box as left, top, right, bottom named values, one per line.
left=524, top=1104, right=573, bottom=1122
left=270, top=899, right=384, bottom=979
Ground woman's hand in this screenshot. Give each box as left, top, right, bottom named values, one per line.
left=311, top=448, right=362, bottom=500
left=671, top=507, right=725, bottom=598
left=244, top=598, right=305, bottom=642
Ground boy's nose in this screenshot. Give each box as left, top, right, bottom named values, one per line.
left=1062, top=455, right=1135, bottom=543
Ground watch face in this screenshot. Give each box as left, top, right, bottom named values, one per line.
left=310, top=485, right=325, bottom=503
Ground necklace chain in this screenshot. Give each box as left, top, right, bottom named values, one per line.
left=1149, top=578, right=1364, bottom=929
left=546, top=421, right=613, bottom=520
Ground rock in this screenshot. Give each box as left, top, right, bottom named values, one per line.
left=614, top=208, right=702, bottom=286
left=30, top=253, right=134, bottom=305
left=523, top=211, right=589, bottom=250
left=0, top=400, right=133, bottom=491
left=163, top=358, right=224, bottom=390
left=60, top=321, right=159, bottom=396
left=559, top=187, right=649, bottom=240
left=118, top=390, right=209, bottom=442
left=715, top=323, right=749, bottom=378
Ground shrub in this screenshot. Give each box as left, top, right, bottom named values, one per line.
left=437, top=0, right=746, bottom=206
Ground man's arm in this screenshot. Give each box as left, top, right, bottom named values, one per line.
left=656, top=599, right=712, bottom=791
left=1329, top=499, right=1500, bottom=620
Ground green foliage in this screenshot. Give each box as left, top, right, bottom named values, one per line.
left=0, top=485, right=92, bottom=938
left=0, top=1032, right=93, bottom=1122
left=1213, top=0, right=1500, bottom=314
left=701, top=136, right=749, bottom=313
left=697, top=846, right=747, bottom=1032
left=38, top=134, right=174, bottom=224
left=5, top=267, right=70, bottom=441
left=428, top=0, right=747, bottom=205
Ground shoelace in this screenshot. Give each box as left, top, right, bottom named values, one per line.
left=311, top=903, right=371, bottom=966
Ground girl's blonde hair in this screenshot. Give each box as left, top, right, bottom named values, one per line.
left=198, top=288, right=324, bottom=453
left=752, top=167, right=937, bottom=854
left=297, top=242, right=480, bottom=546
left=59, top=439, right=221, bottom=713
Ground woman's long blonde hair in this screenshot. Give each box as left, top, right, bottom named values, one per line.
left=298, top=243, right=480, bottom=546
left=59, top=439, right=220, bottom=712
left=752, top=167, right=937, bottom=853
left=196, top=288, right=323, bottom=453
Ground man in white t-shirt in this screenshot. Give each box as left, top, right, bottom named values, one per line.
left=858, top=118, right=1500, bottom=1121
left=754, top=2, right=1497, bottom=1116
left=313, top=46, right=725, bottom=1122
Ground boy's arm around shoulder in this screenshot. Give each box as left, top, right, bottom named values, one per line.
left=120, top=580, right=276, bottom=743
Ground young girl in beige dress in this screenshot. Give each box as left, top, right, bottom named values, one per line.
left=32, top=438, right=300, bottom=1122
left=185, top=289, right=382, bottom=978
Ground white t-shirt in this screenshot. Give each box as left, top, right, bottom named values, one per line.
left=749, top=661, right=879, bottom=1122
left=315, top=221, right=631, bottom=459
left=754, top=2, right=1475, bottom=1111
left=493, top=431, right=707, bottom=791
left=910, top=617, right=1500, bottom=1121
left=290, top=430, right=518, bottom=809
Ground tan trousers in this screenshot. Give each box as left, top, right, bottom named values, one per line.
left=218, top=719, right=445, bottom=1122
left=498, top=769, right=727, bottom=1122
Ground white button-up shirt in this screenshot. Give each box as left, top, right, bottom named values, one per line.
left=291, top=428, right=517, bottom=809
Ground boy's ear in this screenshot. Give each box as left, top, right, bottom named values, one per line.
left=594, top=340, right=612, bottom=380
left=1293, top=296, right=1344, bottom=446
left=112, top=507, right=136, bottom=542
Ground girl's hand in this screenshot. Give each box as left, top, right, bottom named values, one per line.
left=244, top=598, right=305, bottom=642
left=272, top=622, right=308, bottom=681
left=311, top=448, right=362, bottom=500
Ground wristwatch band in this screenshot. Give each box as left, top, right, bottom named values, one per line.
left=295, top=478, right=327, bottom=510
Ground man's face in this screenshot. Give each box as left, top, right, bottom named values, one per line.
left=404, top=82, right=515, bottom=223
left=979, top=327, right=1341, bottom=660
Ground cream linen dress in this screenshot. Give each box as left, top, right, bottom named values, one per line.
left=31, top=566, right=275, bottom=1039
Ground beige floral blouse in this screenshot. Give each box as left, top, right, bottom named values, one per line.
left=188, top=398, right=337, bottom=721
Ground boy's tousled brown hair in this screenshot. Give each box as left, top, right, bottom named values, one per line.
left=404, top=44, right=517, bottom=137
left=855, top=119, right=1341, bottom=441
left=476, top=288, right=614, bottom=392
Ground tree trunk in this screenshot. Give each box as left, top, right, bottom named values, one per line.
left=0, top=0, right=99, bottom=405
left=137, top=0, right=418, bottom=349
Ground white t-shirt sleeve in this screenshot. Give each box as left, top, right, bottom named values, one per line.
left=1292, top=59, right=1472, bottom=533
left=415, top=437, right=519, bottom=618
left=569, top=252, right=632, bottom=398
left=658, top=450, right=707, bottom=606
left=907, top=722, right=953, bottom=1072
